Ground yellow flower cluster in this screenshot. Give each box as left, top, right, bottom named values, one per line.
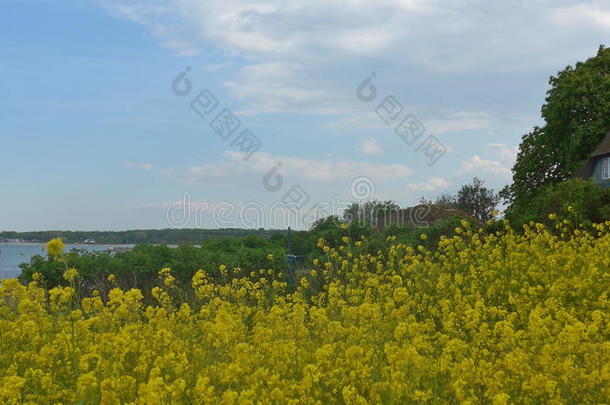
left=46, top=237, right=64, bottom=259
left=1, top=221, right=609, bottom=403
left=63, top=268, right=79, bottom=282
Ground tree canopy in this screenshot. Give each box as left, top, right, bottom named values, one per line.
left=502, top=45, right=610, bottom=203
left=425, top=178, right=498, bottom=222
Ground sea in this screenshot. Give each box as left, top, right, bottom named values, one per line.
left=0, top=243, right=133, bottom=280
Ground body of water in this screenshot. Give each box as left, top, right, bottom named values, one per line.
left=0, top=244, right=133, bottom=280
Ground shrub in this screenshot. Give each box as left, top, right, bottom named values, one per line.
left=506, top=178, right=610, bottom=229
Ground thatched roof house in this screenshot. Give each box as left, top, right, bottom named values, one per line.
left=578, top=130, right=610, bottom=187
left=373, top=205, right=476, bottom=230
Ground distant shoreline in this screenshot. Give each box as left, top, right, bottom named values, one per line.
left=0, top=228, right=280, bottom=246
left=0, top=243, right=135, bottom=247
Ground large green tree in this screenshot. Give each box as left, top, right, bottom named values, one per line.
left=502, top=45, right=610, bottom=203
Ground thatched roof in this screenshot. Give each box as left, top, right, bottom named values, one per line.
left=373, top=205, right=476, bottom=230
left=578, top=130, right=610, bottom=179
left=590, top=130, right=610, bottom=158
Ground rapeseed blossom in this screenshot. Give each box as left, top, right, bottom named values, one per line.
left=62, top=268, right=78, bottom=282
left=0, top=221, right=609, bottom=403
left=46, top=237, right=64, bottom=259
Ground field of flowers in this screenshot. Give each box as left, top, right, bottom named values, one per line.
left=0, top=220, right=609, bottom=404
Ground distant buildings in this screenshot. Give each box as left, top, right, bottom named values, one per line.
left=0, top=239, right=42, bottom=244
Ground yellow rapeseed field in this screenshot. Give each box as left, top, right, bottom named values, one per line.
left=1, top=220, right=609, bottom=404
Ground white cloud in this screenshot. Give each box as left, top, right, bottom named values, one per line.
left=203, top=62, right=232, bottom=72
left=458, top=155, right=511, bottom=178
left=457, top=143, right=518, bottom=180
left=327, top=110, right=494, bottom=134
left=487, top=143, right=518, bottom=164
left=325, top=112, right=390, bottom=130
left=550, top=4, right=610, bottom=31
left=361, top=138, right=383, bottom=155
left=99, top=0, right=610, bottom=116
left=426, top=111, right=494, bottom=134
left=224, top=62, right=348, bottom=115
left=163, top=151, right=412, bottom=184
left=407, top=177, right=449, bottom=191
left=126, top=161, right=155, bottom=171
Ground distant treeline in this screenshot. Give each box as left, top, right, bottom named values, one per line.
left=0, top=228, right=280, bottom=245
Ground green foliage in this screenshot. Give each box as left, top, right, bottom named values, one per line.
left=424, top=178, right=498, bottom=222
left=19, top=238, right=286, bottom=294
left=342, top=200, right=400, bottom=225
left=453, top=177, right=498, bottom=222
left=286, top=217, right=375, bottom=258
left=384, top=216, right=470, bottom=247
left=429, top=193, right=456, bottom=208
left=503, top=45, right=610, bottom=203
left=506, top=178, right=610, bottom=228
left=18, top=213, right=475, bottom=294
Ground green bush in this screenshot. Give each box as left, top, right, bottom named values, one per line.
left=506, top=179, right=610, bottom=228
left=19, top=238, right=286, bottom=294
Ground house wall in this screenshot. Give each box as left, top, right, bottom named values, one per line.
left=592, top=155, right=610, bottom=187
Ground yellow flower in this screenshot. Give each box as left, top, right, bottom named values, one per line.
left=46, top=237, right=64, bottom=259
left=266, top=254, right=273, bottom=261
left=159, top=267, right=176, bottom=287
left=63, top=268, right=78, bottom=282
left=107, top=274, right=116, bottom=283
left=492, top=393, right=510, bottom=405
left=341, top=236, right=350, bottom=244
left=420, top=234, right=428, bottom=240
left=0, top=218, right=608, bottom=404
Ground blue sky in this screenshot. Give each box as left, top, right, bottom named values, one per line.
left=1, top=0, right=609, bottom=231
